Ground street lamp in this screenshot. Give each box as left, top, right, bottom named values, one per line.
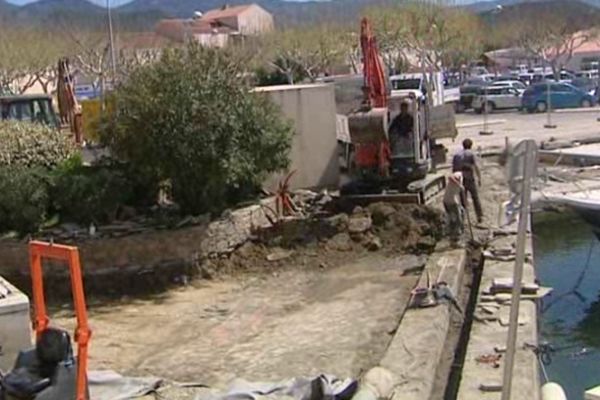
left=479, top=5, right=502, bottom=136
left=107, top=0, right=117, bottom=82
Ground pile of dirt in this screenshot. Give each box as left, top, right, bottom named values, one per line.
left=200, top=202, right=444, bottom=279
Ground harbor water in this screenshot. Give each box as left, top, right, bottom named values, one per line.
left=533, top=211, right=600, bottom=400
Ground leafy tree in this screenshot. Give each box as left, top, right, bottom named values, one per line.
left=99, top=43, right=293, bottom=215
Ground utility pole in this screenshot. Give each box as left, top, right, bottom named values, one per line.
left=544, top=76, right=556, bottom=129
left=501, top=139, right=536, bottom=400
left=479, top=85, right=493, bottom=135
left=107, top=0, right=117, bottom=83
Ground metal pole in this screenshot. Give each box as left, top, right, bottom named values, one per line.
left=107, top=0, right=117, bottom=82
left=480, top=85, right=492, bottom=135
left=500, top=140, right=535, bottom=400
left=544, top=69, right=556, bottom=129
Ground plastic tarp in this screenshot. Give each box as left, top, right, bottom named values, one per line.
left=89, top=370, right=161, bottom=400
left=195, top=375, right=358, bottom=400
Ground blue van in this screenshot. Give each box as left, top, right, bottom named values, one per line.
left=522, top=82, right=595, bottom=113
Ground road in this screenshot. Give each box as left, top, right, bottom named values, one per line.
left=442, top=109, right=600, bottom=154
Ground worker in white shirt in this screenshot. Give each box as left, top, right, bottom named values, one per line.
left=443, top=171, right=465, bottom=246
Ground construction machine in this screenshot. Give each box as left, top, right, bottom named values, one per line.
left=56, top=59, right=84, bottom=144
left=341, top=18, right=457, bottom=205
left=0, top=241, right=91, bottom=400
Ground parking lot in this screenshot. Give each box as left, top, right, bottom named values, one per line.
left=442, top=108, right=600, bottom=154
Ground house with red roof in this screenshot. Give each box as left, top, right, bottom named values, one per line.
left=155, top=3, right=274, bottom=48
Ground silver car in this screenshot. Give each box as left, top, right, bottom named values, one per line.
left=473, top=87, right=522, bottom=113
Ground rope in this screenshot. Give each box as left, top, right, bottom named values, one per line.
left=539, top=355, right=550, bottom=384
left=542, top=238, right=595, bottom=314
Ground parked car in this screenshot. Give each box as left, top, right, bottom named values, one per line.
left=522, top=82, right=596, bottom=113
left=459, top=83, right=486, bottom=111
left=473, top=86, right=522, bottom=113
left=490, top=80, right=527, bottom=93
left=542, top=71, right=576, bottom=83
left=571, top=77, right=597, bottom=96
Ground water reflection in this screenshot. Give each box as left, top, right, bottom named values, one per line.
left=533, top=211, right=600, bottom=400
left=578, top=290, right=600, bottom=348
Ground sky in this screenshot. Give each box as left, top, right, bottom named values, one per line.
left=7, top=0, right=132, bottom=5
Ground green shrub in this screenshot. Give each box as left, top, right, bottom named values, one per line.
left=0, top=120, right=75, bottom=169
left=100, top=43, right=293, bottom=215
left=51, top=156, right=137, bottom=225
left=0, top=166, right=49, bottom=234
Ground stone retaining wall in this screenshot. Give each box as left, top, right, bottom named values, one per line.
left=0, top=199, right=276, bottom=300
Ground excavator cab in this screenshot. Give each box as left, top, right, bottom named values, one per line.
left=388, top=95, right=431, bottom=185
left=0, top=241, right=91, bottom=400
left=0, top=95, right=60, bottom=129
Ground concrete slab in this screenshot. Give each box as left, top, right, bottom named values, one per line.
left=0, top=275, right=33, bottom=371
left=379, top=246, right=466, bottom=400
left=457, top=234, right=540, bottom=400
left=586, top=385, right=600, bottom=400
left=53, top=254, right=423, bottom=385
left=445, top=112, right=600, bottom=155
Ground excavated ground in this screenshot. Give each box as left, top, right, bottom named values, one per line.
left=51, top=202, right=444, bottom=385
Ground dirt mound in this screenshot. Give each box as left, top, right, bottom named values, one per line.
left=200, top=202, right=444, bottom=279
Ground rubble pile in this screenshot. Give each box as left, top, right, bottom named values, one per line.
left=199, top=194, right=444, bottom=280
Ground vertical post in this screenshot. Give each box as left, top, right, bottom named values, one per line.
left=544, top=71, right=556, bottom=129
left=29, top=250, right=48, bottom=338
left=480, top=85, right=493, bottom=135
left=501, top=140, right=535, bottom=400
left=107, top=0, right=117, bottom=82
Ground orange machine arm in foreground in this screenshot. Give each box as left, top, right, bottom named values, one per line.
left=29, top=241, right=91, bottom=400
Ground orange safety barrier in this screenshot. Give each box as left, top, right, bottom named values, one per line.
left=29, top=241, right=91, bottom=400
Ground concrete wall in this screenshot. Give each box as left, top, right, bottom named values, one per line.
left=256, top=84, right=340, bottom=191
left=194, top=33, right=229, bottom=48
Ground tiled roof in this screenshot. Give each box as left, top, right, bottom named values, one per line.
left=201, top=4, right=253, bottom=21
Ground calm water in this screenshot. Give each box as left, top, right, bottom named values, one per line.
left=533, top=211, right=600, bottom=400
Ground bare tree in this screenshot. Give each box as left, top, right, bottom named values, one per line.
left=264, top=25, right=350, bottom=83
left=364, top=6, right=411, bottom=74
left=507, top=10, right=599, bottom=80
left=0, top=28, right=65, bottom=94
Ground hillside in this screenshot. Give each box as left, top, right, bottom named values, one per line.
left=119, top=0, right=397, bottom=25
left=477, top=0, right=600, bottom=25
left=0, top=0, right=168, bottom=30
left=0, top=0, right=599, bottom=30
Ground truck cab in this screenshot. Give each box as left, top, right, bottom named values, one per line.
left=389, top=72, right=459, bottom=110
left=0, top=95, right=60, bottom=129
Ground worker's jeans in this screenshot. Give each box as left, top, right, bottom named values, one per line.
left=444, top=202, right=463, bottom=242
left=462, top=178, right=483, bottom=222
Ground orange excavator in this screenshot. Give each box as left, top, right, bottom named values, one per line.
left=341, top=18, right=450, bottom=204
left=57, top=59, right=84, bottom=145
left=353, top=18, right=390, bottom=177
